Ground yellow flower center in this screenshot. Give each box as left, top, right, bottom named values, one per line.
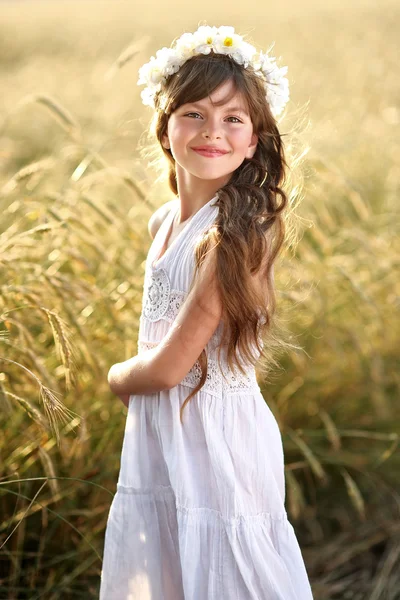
left=206, top=37, right=213, bottom=45
left=223, top=37, right=233, bottom=47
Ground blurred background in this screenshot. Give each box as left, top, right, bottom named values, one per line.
left=0, top=0, right=399, bottom=598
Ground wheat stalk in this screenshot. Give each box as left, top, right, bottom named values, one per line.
left=0, top=358, right=79, bottom=445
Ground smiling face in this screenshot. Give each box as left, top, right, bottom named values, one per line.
left=161, top=79, right=258, bottom=188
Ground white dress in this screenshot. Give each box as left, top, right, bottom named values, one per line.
left=99, top=195, right=314, bottom=600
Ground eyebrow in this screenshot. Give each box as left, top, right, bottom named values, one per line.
left=185, top=102, right=249, bottom=116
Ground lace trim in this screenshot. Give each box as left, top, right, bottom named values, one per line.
left=142, top=267, right=268, bottom=329
left=164, top=290, right=187, bottom=321
left=138, top=340, right=260, bottom=397
left=142, top=267, right=190, bottom=323
left=142, top=268, right=171, bottom=322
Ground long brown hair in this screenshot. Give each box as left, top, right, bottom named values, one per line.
left=150, top=52, right=291, bottom=424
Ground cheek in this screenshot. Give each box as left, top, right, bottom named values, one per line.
left=230, top=127, right=254, bottom=146
left=169, top=122, right=190, bottom=145
left=229, top=136, right=251, bottom=158
left=170, top=123, right=203, bottom=152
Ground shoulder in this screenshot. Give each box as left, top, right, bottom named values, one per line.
left=148, top=199, right=177, bottom=239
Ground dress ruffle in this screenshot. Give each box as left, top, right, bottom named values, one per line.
left=100, top=483, right=312, bottom=600
left=100, top=389, right=313, bottom=599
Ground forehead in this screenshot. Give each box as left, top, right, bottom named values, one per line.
left=186, top=80, right=249, bottom=112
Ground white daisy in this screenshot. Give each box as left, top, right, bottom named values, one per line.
left=137, top=25, right=289, bottom=117
left=192, top=25, right=218, bottom=54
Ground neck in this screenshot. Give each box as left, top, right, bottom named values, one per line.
left=175, top=165, right=228, bottom=223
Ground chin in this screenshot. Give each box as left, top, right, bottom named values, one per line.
left=191, top=168, right=236, bottom=181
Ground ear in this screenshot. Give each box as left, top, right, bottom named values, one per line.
left=162, top=132, right=170, bottom=149
left=245, top=132, right=258, bottom=159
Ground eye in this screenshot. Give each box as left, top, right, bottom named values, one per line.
left=183, top=112, right=243, bottom=123
left=184, top=112, right=202, bottom=119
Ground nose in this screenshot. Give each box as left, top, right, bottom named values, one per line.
left=201, top=118, right=222, bottom=140
left=202, top=130, right=222, bottom=140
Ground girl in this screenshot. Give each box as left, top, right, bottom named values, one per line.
left=100, top=25, right=314, bottom=600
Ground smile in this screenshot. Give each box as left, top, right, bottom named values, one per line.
left=191, top=148, right=229, bottom=158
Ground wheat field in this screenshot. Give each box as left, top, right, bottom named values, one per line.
left=0, top=0, right=399, bottom=598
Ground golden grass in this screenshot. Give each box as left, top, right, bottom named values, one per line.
left=0, top=0, right=399, bottom=597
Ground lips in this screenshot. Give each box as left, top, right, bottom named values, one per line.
left=191, top=146, right=229, bottom=157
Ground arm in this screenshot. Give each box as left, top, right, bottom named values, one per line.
left=108, top=344, right=171, bottom=396
left=107, top=251, right=223, bottom=395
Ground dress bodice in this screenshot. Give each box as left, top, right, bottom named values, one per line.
left=139, top=195, right=220, bottom=338
left=138, top=195, right=262, bottom=397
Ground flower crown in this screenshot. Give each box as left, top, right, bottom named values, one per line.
left=137, top=25, right=289, bottom=118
